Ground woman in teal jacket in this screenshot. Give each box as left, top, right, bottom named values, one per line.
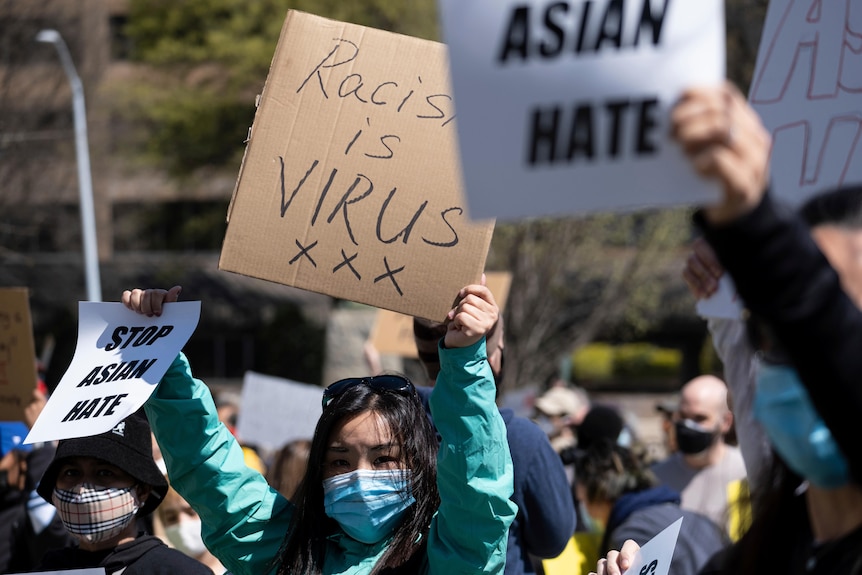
left=125, top=283, right=517, bottom=575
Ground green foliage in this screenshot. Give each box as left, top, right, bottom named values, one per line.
left=699, top=333, right=724, bottom=376
left=571, top=343, right=615, bottom=380
left=126, top=0, right=294, bottom=85
left=117, top=0, right=440, bottom=175
left=572, top=342, right=683, bottom=382
left=144, top=89, right=250, bottom=173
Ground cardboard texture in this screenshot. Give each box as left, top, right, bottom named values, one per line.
left=219, top=10, right=495, bottom=322
left=0, top=288, right=38, bottom=421
left=371, top=271, right=512, bottom=358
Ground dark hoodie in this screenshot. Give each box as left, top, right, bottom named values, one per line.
left=603, top=486, right=728, bottom=575
left=39, top=534, right=214, bottom=575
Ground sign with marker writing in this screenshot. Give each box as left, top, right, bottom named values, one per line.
left=751, top=0, right=862, bottom=206
left=0, top=289, right=38, bottom=421
left=219, top=10, right=495, bottom=322
left=25, top=302, right=200, bottom=444
left=623, top=517, right=682, bottom=575
left=438, top=0, right=724, bottom=219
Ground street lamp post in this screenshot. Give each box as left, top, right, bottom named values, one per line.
left=36, top=29, right=102, bottom=302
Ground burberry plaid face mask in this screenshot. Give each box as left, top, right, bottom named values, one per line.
left=52, top=483, right=140, bottom=544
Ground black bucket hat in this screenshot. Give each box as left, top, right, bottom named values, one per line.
left=37, top=414, right=168, bottom=516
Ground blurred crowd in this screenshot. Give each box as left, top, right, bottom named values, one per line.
left=1, top=78, right=861, bottom=575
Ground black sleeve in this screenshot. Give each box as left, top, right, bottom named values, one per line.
left=696, top=193, right=862, bottom=483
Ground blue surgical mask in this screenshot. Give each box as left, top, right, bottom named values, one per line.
left=323, top=469, right=415, bottom=544
left=754, top=363, right=850, bottom=489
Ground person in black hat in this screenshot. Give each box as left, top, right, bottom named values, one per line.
left=35, top=413, right=214, bottom=574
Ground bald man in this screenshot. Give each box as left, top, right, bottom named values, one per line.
left=650, top=375, right=746, bottom=534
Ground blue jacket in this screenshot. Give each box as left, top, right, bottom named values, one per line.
left=499, top=409, right=575, bottom=574
left=145, top=339, right=517, bottom=575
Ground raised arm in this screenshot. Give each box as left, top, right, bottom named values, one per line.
left=672, top=83, right=862, bottom=483
left=124, top=288, right=292, bottom=575
left=427, top=283, right=518, bottom=575
left=682, top=239, right=771, bottom=488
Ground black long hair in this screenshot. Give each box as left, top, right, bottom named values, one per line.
left=275, top=380, right=440, bottom=575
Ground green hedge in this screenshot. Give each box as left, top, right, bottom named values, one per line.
left=572, top=342, right=682, bottom=381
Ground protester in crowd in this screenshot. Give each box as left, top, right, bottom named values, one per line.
left=533, top=384, right=591, bottom=454
left=35, top=414, right=213, bottom=574
left=577, top=441, right=728, bottom=575
left=650, top=374, right=746, bottom=535
left=653, top=400, right=677, bottom=456
left=0, top=420, right=73, bottom=573
left=411, top=314, right=576, bottom=575
left=541, top=404, right=637, bottom=575
left=265, top=438, right=312, bottom=501
left=560, top=403, right=635, bottom=529
left=0, top=383, right=74, bottom=573
left=593, top=82, right=862, bottom=575
left=154, top=486, right=226, bottom=574
left=215, top=390, right=266, bottom=475
left=126, top=282, right=517, bottom=575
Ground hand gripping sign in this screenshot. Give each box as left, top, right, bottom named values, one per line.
left=25, top=301, right=200, bottom=444
left=622, top=517, right=682, bottom=575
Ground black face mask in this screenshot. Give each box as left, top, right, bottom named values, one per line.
left=674, top=419, right=717, bottom=455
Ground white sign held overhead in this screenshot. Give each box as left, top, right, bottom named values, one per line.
left=622, top=517, right=682, bottom=575
left=696, top=275, right=744, bottom=320
left=236, top=371, right=321, bottom=454
left=23, top=570, right=105, bottom=575
left=750, top=0, right=862, bottom=207
left=437, top=0, right=725, bottom=220
left=26, top=302, right=200, bottom=444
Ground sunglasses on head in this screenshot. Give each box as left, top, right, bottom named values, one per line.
left=322, top=375, right=416, bottom=408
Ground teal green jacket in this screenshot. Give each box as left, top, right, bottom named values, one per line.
left=145, top=339, right=517, bottom=575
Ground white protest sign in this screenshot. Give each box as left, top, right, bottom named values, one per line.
left=696, top=275, right=744, bottom=320
left=236, top=371, right=321, bottom=453
left=751, top=0, right=862, bottom=206
left=623, top=517, right=682, bottom=575
left=24, top=570, right=105, bottom=575
left=26, top=302, right=200, bottom=444
left=437, top=0, right=724, bottom=220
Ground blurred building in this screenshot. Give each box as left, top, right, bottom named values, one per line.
left=0, top=0, right=331, bottom=389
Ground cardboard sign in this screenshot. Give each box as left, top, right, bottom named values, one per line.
left=370, top=271, right=512, bottom=357
left=219, top=10, right=495, bottom=322
left=437, top=0, right=725, bottom=220
left=751, top=0, right=862, bottom=206
left=25, top=302, right=200, bottom=444
left=0, top=288, right=38, bottom=421
left=623, top=517, right=682, bottom=575
left=236, top=371, right=321, bottom=453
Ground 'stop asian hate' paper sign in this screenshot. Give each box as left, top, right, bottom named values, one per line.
left=26, top=302, right=200, bottom=444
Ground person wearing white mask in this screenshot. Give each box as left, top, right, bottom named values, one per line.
left=35, top=414, right=213, bottom=574
left=156, top=486, right=226, bottom=574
